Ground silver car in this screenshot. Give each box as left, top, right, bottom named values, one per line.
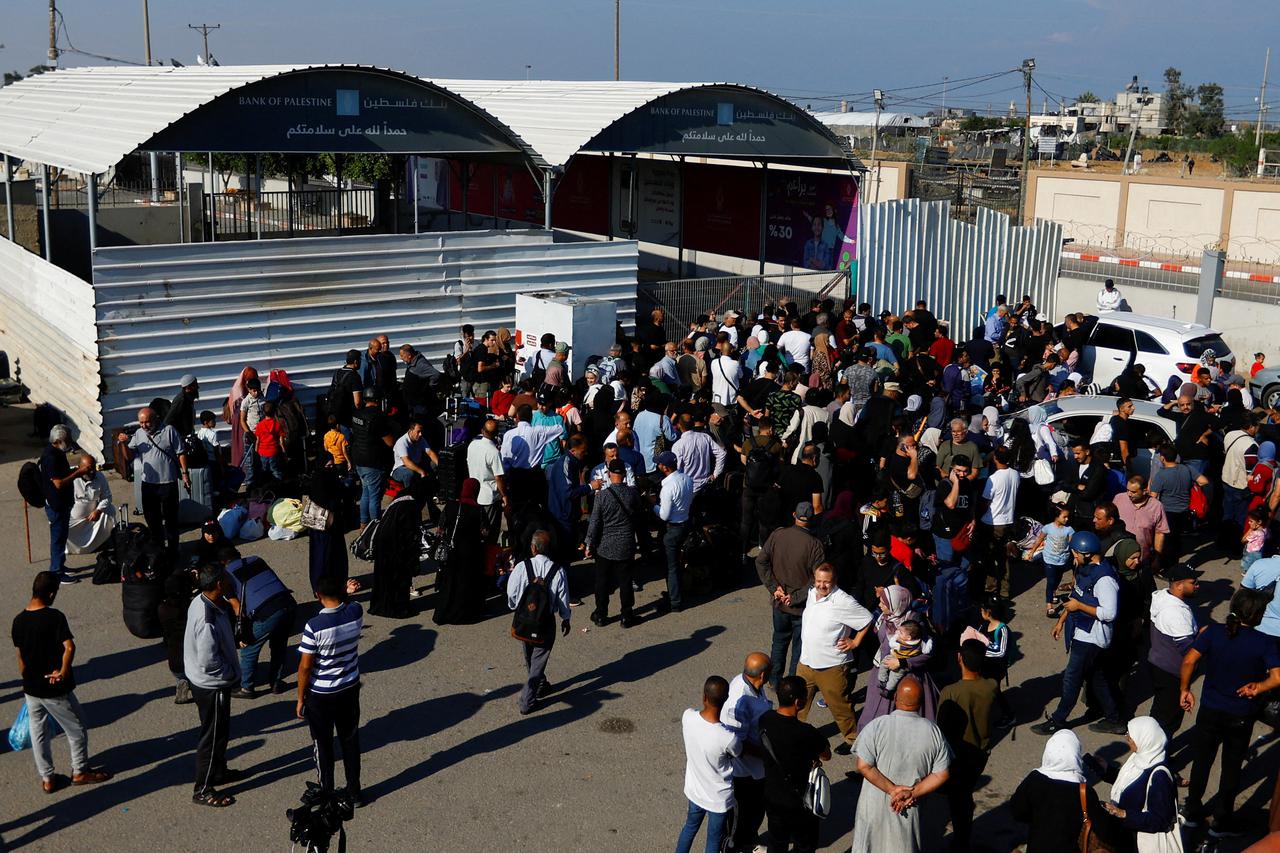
left=1250, top=368, right=1280, bottom=411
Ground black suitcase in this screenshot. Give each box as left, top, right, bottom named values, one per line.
left=122, top=580, right=163, bottom=639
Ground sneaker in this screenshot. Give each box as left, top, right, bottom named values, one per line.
left=632, top=581, right=643, bottom=592
left=59, top=575, right=80, bottom=586
left=815, top=696, right=828, bottom=709
left=1030, top=717, right=1065, bottom=736
left=1087, top=718, right=1128, bottom=735
left=174, top=679, right=193, bottom=705
left=536, top=680, right=554, bottom=699
left=230, top=688, right=257, bottom=700
left=834, top=742, right=854, bottom=756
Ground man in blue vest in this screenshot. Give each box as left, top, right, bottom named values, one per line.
left=1032, top=531, right=1127, bottom=735
left=217, top=546, right=296, bottom=700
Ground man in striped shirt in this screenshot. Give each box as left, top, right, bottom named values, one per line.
left=297, top=575, right=364, bottom=805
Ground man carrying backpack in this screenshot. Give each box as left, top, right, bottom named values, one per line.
left=737, top=418, right=785, bottom=568
left=506, top=530, right=572, bottom=715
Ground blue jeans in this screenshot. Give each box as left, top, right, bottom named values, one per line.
left=770, top=608, right=804, bottom=690
left=1041, top=557, right=1068, bottom=604
left=1222, top=484, right=1249, bottom=527
left=258, top=453, right=285, bottom=481
left=45, top=505, right=70, bottom=576
left=390, top=466, right=418, bottom=487
left=663, top=521, right=690, bottom=608
left=674, top=799, right=730, bottom=853
left=238, top=602, right=294, bottom=690
left=241, top=433, right=258, bottom=485
left=355, top=465, right=387, bottom=525
left=1242, top=550, right=1262, bottom=575
left=1050, top=640, right=1119, bottom=725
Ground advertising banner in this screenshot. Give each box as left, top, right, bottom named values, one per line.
left=764, top=171, right=859, bottom=271
left=445, top=162, right=543, bottom=224
left=681, top=163, right=760, bottom=260
left=552, top=156, right=610, bottom=234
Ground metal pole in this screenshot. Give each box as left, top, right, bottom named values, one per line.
left=1258, top=47, right=1271, bottom=148
left=614, top=0, right=620, bottom=80
left=461, top=163, right=469, bottom=228
left=542, top=168, right=553, bottom=231
left=48, top=0, right=58, bottom=67
left=207, top=152, right=216, bottom=242
left=86, top=173, right=98, bottom=254
left=491, top=169, right=499, bottom=229
left=412, top=156, right=420, bottom=234
left=676, top=155, right=685, bottom=277
left=871, top=89, right=883, bottom=206
left=3, top=153, right=14, bottom=242
left=142, top=0, right=152, bottom=64
left=1196, top=249, right=1223, bottom=327
left=757, top=161, right=767, bottom=275
left=176, top=152, right=186, bottom=243
left=335, top=154, right=343, bottom=236
left=41, top=165, right=52, bottom=261
left=1018, top=58, right=1035, bottom=224
left=254, top=153, right=262, bottom=240
left=607, top=153, right=614, bottom=241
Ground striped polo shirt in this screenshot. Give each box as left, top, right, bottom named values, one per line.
left=298, top=600, right=363, bottom=694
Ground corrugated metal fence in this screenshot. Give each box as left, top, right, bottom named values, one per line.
left=858, top=199, right=1062, bottom=337
left=0, top=238, right=103, bottom=457
left=92, top=230, right=637, bottom=438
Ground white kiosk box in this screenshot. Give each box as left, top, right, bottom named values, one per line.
left=514, top=292, right=617, bottom=379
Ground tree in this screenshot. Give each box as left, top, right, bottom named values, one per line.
left=1163, top=67, right=1188, bottom=136
left=1077, top=91, right=1099, bottom=103
left=1191, top=83, right=1225, bottom=138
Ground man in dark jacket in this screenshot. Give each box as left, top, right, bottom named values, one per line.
left=1065, top=440, right=1107, bottom=530
left=584, top=459, right=644, bottom=627
left=756, top=503, right=826, bottom=691
left=39, top=425, right=88, bottom=584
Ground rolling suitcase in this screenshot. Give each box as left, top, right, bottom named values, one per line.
left=178, top=465, right=214, bottom=524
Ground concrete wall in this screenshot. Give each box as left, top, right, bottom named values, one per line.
left=1028, top=172, right=1280, bottom=263
left=1057, top=275, right=1280, bottom=361
left=0, top=180, right=43, bottom=256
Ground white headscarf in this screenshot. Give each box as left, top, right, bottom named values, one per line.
left=1110, top=716, right=1167, bottom=803
left=919, top=427, right=942, bottom=455
left=1037, top=730, right=1086, bottom=784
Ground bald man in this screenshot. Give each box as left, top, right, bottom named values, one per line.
left=115, top=407, right=188, bottom=561
left=851, top=675, right=952, bottom=853
left=723, top=652, right=773, bottom=853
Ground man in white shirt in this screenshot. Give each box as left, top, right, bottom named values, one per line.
left=505, top=531, right=572, bottom=715
left=709, top=336, right=741, bottom=410
left=718, top=311, right=741, bottom=349
left=722, top=653, right=773, bottom=853
left=1146, top=565, right=1201, bottom=741
left=976, top=446, right=1020, bottom=600
left=1032, top=531, right=1125, bottom=736
left=588, top=443, right=636, bottom=488
left=466, top=418, right=509, bottom=534
left=675, top=676, right=742, bottom=853
left=654, top=451, right=694, bottom=612
left=796, top=564, right=874, bottom=755
left=520, top=333, right=557, bottom=382
left=1096, top=278, right=1123, bottom=312
left=390, top=420, right=439, bottom=487
left=776, top=317, right=813, bottom=373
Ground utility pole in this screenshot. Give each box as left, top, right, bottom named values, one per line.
left=48, top=0, right=58, bottom=67
left=614, top=0, right=620, bottom=80
left=1258, top=47, right=1271, bottom=147
left=188, top=23, right=220, bottom=64
left=871, top=89, right=885, bottom=206
left=142, top=0, right=152, bottom=65
left=144, top=0, right=159, bottom=201
left=1018, top=58, right=1034, bottom=224
left=1122, top=85, right=1151, bottom=176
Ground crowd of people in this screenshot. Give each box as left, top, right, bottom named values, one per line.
left=17, top=288, right=1280, bottom=848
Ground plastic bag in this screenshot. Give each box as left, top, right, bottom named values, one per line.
left=267, top=523, right=298, bottom=541
left=269, top=498, right=304, bottom=533
left=218, top=505, right=247, bottom=540
left=238, top=517, right=265, bottom=541
left=8, top=703, right=31, bottom=751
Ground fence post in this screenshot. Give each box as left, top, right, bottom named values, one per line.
left=1196, top=249, right=1224, bottom=327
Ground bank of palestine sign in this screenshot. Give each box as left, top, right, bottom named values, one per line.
left=144, top=68, right=523, bottom=156
left=582, top=86, right=845, bottom=161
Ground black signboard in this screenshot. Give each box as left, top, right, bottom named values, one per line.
left=582, top=86, right=848, bottom=163
left=144, top=68, right=527, bottom=158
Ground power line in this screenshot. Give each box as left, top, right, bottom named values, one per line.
left=55, top=9, right=146, bottom=65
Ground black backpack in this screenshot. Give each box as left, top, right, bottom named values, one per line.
left=442, top=352, right=462, bottom=385
left=510, top=560, right=560, bottom=646
left=744, top=439, right=782, bottom=492
left=528, top=350, right=548, bottom=388
left=17, top=461, right=46, bottom=508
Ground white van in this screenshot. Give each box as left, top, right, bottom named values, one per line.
left=1078, top=313, right=1233, bottom=390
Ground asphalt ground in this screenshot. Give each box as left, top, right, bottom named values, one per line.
left=0, top=401, right=1275, bottom=852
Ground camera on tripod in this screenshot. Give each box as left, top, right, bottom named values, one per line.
left=287, top=782, right=355, bottom=852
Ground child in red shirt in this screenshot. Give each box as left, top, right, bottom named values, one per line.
left=1252, top=352, right=1266, bottom=378
left=254, top=401, right=286, bottom=480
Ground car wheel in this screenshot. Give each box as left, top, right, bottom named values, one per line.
left=1264, top=384, right=1280, bottom=410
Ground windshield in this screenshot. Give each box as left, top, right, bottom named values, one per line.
left=1183, top=334, right=1230, bottom=360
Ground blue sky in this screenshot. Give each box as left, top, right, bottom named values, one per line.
left=3, top=0, right=1272, bottom=119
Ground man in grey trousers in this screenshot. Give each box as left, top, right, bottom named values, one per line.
left=11, top=571, right=111, bottom=792
left=184, top=565, right=241, bottom=807
left=505, top=531, right=572, bottom=715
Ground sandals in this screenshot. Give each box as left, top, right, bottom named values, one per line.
left=71, top=769, right=112, bottom=785
left=192, top=789, right=235, bottom=808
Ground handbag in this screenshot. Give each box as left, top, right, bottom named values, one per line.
left=1033, top=458, right=1056, bottom=486
left=299, top=496, right=334, bottom=532
left=433, top=505, right=463, bottom=565
left=804, top=765, right=832, bottom=819
left=1078, top=783, right=1113, bottom=853
left=951, top=520, right=976, bottom=554
left=1136, top=767, right=1184, bottom=853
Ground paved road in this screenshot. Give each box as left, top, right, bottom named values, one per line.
left=0, top=402, right=1272, bottom=852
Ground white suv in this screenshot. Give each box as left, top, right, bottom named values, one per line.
left=1078, top=313, right=1234, bottom=390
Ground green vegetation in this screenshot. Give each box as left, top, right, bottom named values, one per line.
left=185, top=153, right=400, bottom=190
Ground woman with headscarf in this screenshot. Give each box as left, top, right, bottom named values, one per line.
left=741, top=335, right=764, bottom=374
left=981, top=405, right=1004, bottom=444
left=368, top=478, right=426, bottom=619
left=858, top=584, right=939, bottom=729
left=1026, top=405, right=1061, bottom=465
left=1011, top=730, right=1114, bottom=852
left=585, top=385, right=617, bottom=465
left=1098, top=716, right=1182, bottom=853
left=304, top=466, right=351, bottom=594
left=1219, top=387, right=1247, bottom=433
left=433, top=478, right=490, bottom=625
left=223, top=366, right=258, bottom=474
left=1160, top=376, right=1183, bottom=405
left=808, top=330, right=835, bottom=390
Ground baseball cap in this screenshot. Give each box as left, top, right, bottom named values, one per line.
left=607, top=458, right=627, bottom=475
left=179, top=373, right=198, bottom=388
left=724, top=310, right=740, bottom=319
left=794, top=501, right=815, bottom=522
left=883, top=382, right=901, bottom=393
left=654, top=451, right=678, bottom=470
left=555, top=341, right=571, bottom=354
left=1165, top=564, right=1204, bottom=582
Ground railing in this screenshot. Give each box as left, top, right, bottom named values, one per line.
left=638, top=269, right=850, bottom=336
left=204, top=188, right=378, bottom=238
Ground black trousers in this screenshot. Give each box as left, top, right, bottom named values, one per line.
left=946, top=746, right=989, bottom=853
left=764, top=799, right=819, bottom=853
left=141, top=481, right=181, bottom=561
left=190, top=684, right=232, bottom=794
left=1186, top=705, right=1255, bottom=822
left=593, top=556, right=634, bottom=619
left=1148, top=664, right=1185, bottom=744
left=730, top=775, right=766, bottom=852
left=305, top=685, right=361, bottom=793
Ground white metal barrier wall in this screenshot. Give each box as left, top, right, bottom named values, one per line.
left=858, top=199, right=1063, bottom=337
left=0, top=237, right=104, bottom=457
left=92, top=231, right=637, bottom=440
